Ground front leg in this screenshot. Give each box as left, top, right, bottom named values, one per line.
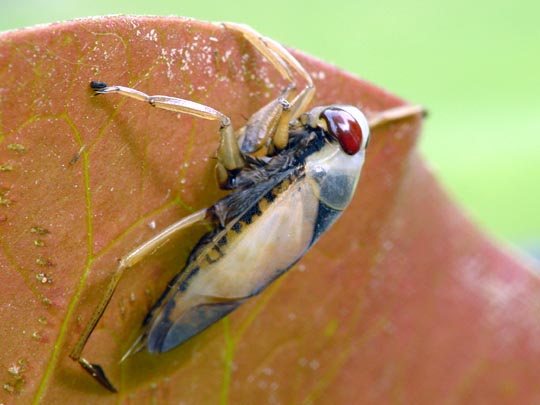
left=222, top=23, right=316, bottom=154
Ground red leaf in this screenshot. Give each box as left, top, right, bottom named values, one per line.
left=0, top=16, right=538, bottom=404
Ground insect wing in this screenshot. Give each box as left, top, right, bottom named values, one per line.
left=142, top=174, right=322, bottom=353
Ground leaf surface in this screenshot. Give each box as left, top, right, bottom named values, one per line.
left=0, top=16, right=538, bottom=404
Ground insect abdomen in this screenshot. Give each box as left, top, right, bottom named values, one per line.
left=145, top=175, right=322, bottom=352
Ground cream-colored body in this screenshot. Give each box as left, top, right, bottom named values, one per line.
left=187, top=181, right=318, bottom=299
left=144, top=140, right=366, bottom=352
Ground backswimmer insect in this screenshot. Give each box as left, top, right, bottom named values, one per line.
left=70, top=22, right=424, bottom=392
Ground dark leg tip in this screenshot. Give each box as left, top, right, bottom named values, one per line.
left=90, top=81, right=108, bottom=91
left=79, top=358, right=118, bottom=393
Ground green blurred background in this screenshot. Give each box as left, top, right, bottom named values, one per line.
left=1, top=1, right=539, bottom=255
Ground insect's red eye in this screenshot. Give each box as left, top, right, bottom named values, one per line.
left=320, top=108, right=364, bottom=155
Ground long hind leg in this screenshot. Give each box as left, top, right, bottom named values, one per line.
left=69, top=208, right=209, bottom=392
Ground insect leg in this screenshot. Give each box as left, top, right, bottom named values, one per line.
left=368, top=104, right=427, bottom=129
left=70, top=207, right=209, bottom=392
left=91, top=82, right=246, bottom=183
left=222, top=23, right=316, bottom=153
left=92, top=83, right=229, bottom=123
left=224, top=23, right=316, bottom=114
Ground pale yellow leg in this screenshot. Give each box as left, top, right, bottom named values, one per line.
left=70, top=208, right=209, bottom=392
left=222, top=23, right=316, bottom=152
left=92, top=83, right=246, bottom=174
left=93, top=85, right=230, bottom=125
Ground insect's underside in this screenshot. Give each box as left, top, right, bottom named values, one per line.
left=69, top=22, right=424, bottom=392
